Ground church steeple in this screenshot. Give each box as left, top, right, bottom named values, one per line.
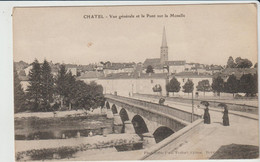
left=160, top=26, right=168, bottom=64
left=161, top=26, right=167, bottom=47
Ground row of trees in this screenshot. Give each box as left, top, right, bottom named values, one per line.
left=14, top=59, right=104, bottom=113
left=226, top=56, right=255, bottom=68
left=212, top=74, right=258, bottom=97
left=160, top=73, right=258, bottom=97
left=165, top=77, right=194, bottom=96
left=146, top=65, right=154, bottom=73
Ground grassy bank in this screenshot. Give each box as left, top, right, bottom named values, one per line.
left=16, top=136, right=142, bottom=161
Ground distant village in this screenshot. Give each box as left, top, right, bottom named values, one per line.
left=15, top=27, right=257, bottom=97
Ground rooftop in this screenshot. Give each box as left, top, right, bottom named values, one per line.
left=214, top=68, right=257, bottom=79
left=166, top=60, right=186, bottom=66
left=174, top=72, right=212, bottom=78
left=77, top=71, right=104, bottom=79
left=99, top=72, right=168, bottom=80
left=143, top=58, right=161, bottom=68
left=97, top=72, right=212, bottom=80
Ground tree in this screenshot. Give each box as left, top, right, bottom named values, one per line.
left=166, top=77, right=180, bottom=96
left=87, top=81, right=104, bottom=109
left=65, top=71, right=76, bottom=110
left=253, top=73, right=258, bottom=95
left=227, top=56, right=236, bottom=68
left=69, top=80, right=87, bottom=109
left=239, top=74, right=257, bottom=96
left=146, top=65, right=154, bottom=73
left=67, top=80, right=104, bottom=110
left=56, top=64, right=68, bottom=108
left=182, top=79, right=194, bottom=95
left=152, top=84, right=162, bottom=95
left=27, top=59, right=42, bottom=111
left=224, top=74, right=239, bottom=97
left=18, top=70, right=26, bottom=76
left=41, top=59, right=54, bottom=111
left=212, top=76, right=224, bottom=96
left=196, top=80, right=211, bottom=96
left=13, top=65, right=25, bottom=113
left=68, top=80, right=86, bottom=109
left=254, top=63, right=258, bottom=68
left=235, top=57, right=253, bottom=68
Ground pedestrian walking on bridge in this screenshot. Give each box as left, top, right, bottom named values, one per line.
left=218, top=103, right=230, bottom=126
left=201, top=101, right=211, bottom=124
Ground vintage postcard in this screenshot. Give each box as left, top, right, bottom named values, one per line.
left=13, top=3, right=259, bottom=161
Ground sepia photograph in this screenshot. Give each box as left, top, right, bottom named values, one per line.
left=12, top=3, right=259, bottom=161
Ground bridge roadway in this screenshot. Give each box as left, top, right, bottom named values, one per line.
left=132, top=95, right=259, bottom=160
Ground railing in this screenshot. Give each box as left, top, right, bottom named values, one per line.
left=133, top=93, right=258, bottom=115
left=105, top=94, right=201, bottom=123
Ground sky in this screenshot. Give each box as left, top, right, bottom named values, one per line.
left=13, top=4, right=258, bottom=66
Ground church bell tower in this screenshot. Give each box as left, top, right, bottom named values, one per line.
left=160, top=27, right=168, bottom=64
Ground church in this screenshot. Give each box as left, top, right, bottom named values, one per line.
left=143, top=27, right=186, bottom=74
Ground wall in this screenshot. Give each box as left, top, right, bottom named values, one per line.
left=97, top=79, right=137, bottom=97
left=21, top=75, right=213, bottom=98
left=140, top=119, right=204, bottom=160
left=97, top=76, right=213, bottom=97
left=81, top=78, right=98, bottom=84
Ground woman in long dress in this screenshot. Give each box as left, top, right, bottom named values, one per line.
left=203, top=107, right=211, bottom=124
left=201, top=101, right=211, bottom=124
left=223, top=107, right=230, bottom=126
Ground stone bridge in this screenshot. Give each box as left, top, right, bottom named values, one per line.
left=105, top=94, right=201, bottom=143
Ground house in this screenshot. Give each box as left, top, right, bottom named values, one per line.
left=67, top=67, right=77, bottom=76
left=197, top=68, right=207, bottom=74
left=166, top=60, right=186, bottom=74
left=96, top=63, right=104, bottom=72
left=77, top=71, right=104, bottom=83
left=24, top=65, right=33, bottom=76
left=184, top=63, right=195, bottom=71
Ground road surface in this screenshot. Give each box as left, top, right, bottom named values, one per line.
left=132, top=95, right=259, bottom=160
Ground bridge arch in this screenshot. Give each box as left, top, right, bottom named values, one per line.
left=111, top=104, right=118, bottom=114
left=153, top=126, right=174, bottom=143
left=119, top=108, right=129, bottom=123
left=132, top=115, right=149, bottom=134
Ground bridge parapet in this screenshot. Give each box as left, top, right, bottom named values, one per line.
left=105, top=94, right=201, bottom=123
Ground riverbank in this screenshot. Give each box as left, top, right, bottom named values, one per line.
left=14, top=108, right=104, bottom=118
left=15, top=133, right=142, bottom=160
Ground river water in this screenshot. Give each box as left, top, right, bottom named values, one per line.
left=15, top=114, right=114, bottom=140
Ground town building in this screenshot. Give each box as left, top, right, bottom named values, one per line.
left=93, top=72, right=213, bottom=97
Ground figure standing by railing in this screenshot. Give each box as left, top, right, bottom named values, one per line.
left=218, top=103, right=230, bottom=126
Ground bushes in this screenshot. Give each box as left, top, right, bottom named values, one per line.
left=213, top=73, right=258, bottom=97
left=16, top=147, right=78, bottom=161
